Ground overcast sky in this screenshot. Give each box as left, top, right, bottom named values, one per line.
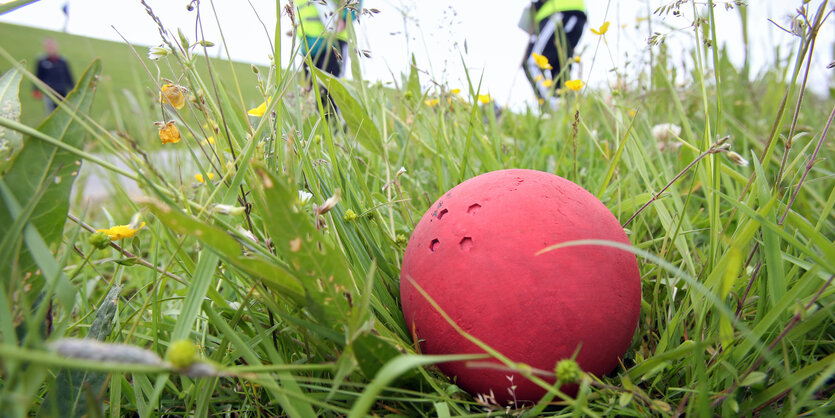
left=1, top=0, right=832, bottom=109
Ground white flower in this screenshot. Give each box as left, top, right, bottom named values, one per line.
left=148, top=45, right=171, bottom=61
left=652, top=123, right=682, bottom=141
left=298, top=190, right=313, bottom=205
left=212, top=204, right=246, bottom=216
left=236, top=225, right=258, bottom=243
left=726, top=151, right=749, bottom=167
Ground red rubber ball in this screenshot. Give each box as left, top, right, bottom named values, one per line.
left=400, top=169, right=641, bottom=403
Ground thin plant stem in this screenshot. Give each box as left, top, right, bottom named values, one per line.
left=623, top=137, right=729, bottom=228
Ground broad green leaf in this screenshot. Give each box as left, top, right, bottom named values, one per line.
left=0, top=60, right=101, bottom=275
left=0, top=177, right=75, bottom=312
left=310, top=67, right=385, bottom=157
left=406, top=54, right=420, bottom=101
left=252, top=166, right=354, bottom=324
left=352, top=334, right=401, bottom=379
left=740, top=371, right=767, bottom=387
left=0, top=65, right=23, bottom=173
left=143, top=199, right=306, bottom=304
left=752, top=155, right=784, bottom=310
left=40, top=286, right=122, bottom=417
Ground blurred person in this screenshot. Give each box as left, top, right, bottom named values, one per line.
left=33, top=38, right=74, bottom=113
left=296, top=0, right=362, bottom=114
left=521, top=0, right=586, bottom=106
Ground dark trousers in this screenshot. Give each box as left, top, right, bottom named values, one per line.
left=304, top=40, right=347, bottom=115
left=524, top=11, right=586, bottom=100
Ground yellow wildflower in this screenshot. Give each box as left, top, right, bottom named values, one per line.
left=531, top=53, right=553, bottom=70
left=573, top=56, right=581, bottom=63
left=424, top=98, right=440, bottom=107
left=248, top=100, right=268, bottom=117
left=564, top=79, right=585, bottom=91
left=200, top=136, right=215, bottom=146
left=450, top=88, right=461, bottom=95
left=533, top=74, right=544, bottom=83
left=156, top=121, right=181, bottom=144
left=195, top=172, right=216, bottom=183
left=159, top=84, right=186, bottom=109
left=96, top=222, right=146, bottom=240
left=477, top=94, right=491, bottom=104
left=591, top=21, right=610, bottom=35
left=628, top=109, right=637, bottom=117
left=542, top=79, right=554, bottom=88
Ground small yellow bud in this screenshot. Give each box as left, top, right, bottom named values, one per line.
left=166, top=340, right=197, bottom=368
left=555, top=358, right=582, bottom=383
left=88, top=231, right=112, bottom=250
left=343, top=209, right=359, bottom=222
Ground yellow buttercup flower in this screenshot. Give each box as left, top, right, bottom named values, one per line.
left=531, top=53, right=553, bottom=70
left=565, top=79, right=585, bottom=91
left=159, top=84, right=186, bottom=109
left=533, top=74, right=544, bottom=83
left=591, top=21, right=610, bottom=35
left=96, top=222, right=146, bottom=240
left=248, top=100, right=268, bottom=117
left=542, top=79, right=554, bottom=88
left=195, top=172, right=215, bottom=183
left=424, top=98, right=440, bottom=107
left=573, top=56, right=581, bottom=63
left=156, top=121, right=181, bottom=144
left=450, top=88, right=461, bottom=95
left=477, top=94, right=491, bottom=104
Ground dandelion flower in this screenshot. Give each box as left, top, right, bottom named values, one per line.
left=564, top=79, right=585, bottom=91
left=159, top=84, right=186, bottom=109
left=591, top=21, right=610, bottom=35
left=424, top=98, right=440, bottom=107
left=477, top=94, right=491, bottom=104
left=248, top=100, right=268, bottom=117
left=531, top=53, right=553, bottom=70
left=96, top=222, right=146, bottom=240
left=156, top=121, right=181, bottom=144
left=195, top=172, right=215, bottom=183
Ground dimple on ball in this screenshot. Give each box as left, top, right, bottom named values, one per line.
left=400, top=169, right=641, bottom=403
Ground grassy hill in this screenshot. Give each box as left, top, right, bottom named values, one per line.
left=0, top=22, right=266, bottom=134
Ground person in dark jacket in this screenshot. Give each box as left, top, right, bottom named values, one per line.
left=523, top=0, right=586, bottom=106
left=33, top=38, right=74, bottom=113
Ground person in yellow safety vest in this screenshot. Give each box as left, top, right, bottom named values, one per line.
left=296, top=0, right=362, bottom=113
left=522, top=0, right=586, bottom=107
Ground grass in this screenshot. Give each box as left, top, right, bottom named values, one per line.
left=0, top=21, right=266, bottom=143
left=0, top=0, right=834, bottom=416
